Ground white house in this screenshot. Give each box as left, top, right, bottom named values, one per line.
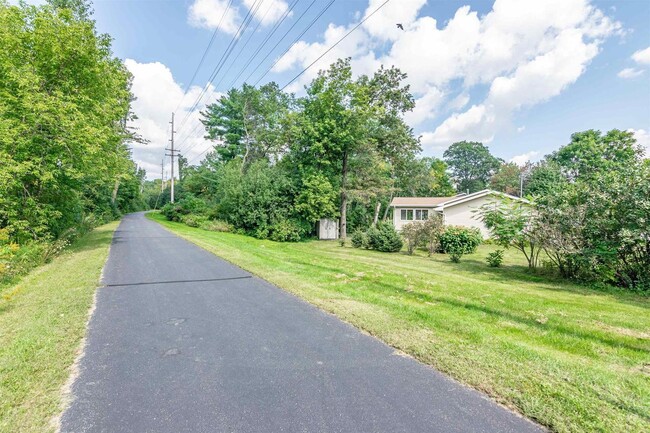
left=390, top=189, right=524, bottom=238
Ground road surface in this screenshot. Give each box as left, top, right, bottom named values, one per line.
left=61, top=212, right=543, bottom=433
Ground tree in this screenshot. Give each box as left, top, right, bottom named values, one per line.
left=293, top=59, right=417, bottom=239
left=490, top=162, right=522, bottom=196
left=443, top=141, right=502, bottom=193
left=201, top=82, right=293, bottom=166
left=550, top=129, right=643, bottom=180
left=0, top=1, right=140, bottom=242
left=479, top=199, right=542, bottom=268
left=524, top=161, right=566, bottom=197
left=395, top=157, right=455, bottom=197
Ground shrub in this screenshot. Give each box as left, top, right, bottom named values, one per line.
left=351, top=230, right=366, bottom=248
left=421, top=214, right=444, bottom=256
left=181, top=214, right=208, bottom=228
left=401, top=221, right=425, bottom=255
left=161, top=196, right=209, bottom=222
left=367, top=222, right=403, bottom=253
left=268, top=219, right=309, bottom=242
left=486, top=249, right=504, bottom=267
left=199, top=220, right=233, bottom=232
left=439, top=226, right=482, bottom=262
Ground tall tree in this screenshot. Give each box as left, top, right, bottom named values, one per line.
left=490, top=162, right=523, bottom=196
left=443, top=141, right=502, bottom=193
left=201, top=82, right=293, bottom=167
left=550, top=129, right=643, bottom=180
left=0, top=1, right=139, bottom=241
left=292, top=59, right=417, bottom=239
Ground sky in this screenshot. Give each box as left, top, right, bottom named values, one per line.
left=15, top=0, right=650, bottom=178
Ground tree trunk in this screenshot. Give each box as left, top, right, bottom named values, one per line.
left=111, top=179, right=120, bottom=207
left=373, top=201, right=381, bottom=226
left=382, top=192, right=393, bottom=221
left=339, top=151, right=348, bottom=239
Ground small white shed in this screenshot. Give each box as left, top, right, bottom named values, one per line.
left=318, top=218, right=339, bottom=240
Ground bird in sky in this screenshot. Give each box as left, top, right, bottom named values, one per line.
left=396, top=23, right=404, bottom=30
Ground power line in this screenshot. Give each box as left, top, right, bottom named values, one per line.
left=223, top=0, right=303, bottom=90
left=174, top=0, right=234, bottom=114
left=251, top=0, right=334, bottom=86
left=178, top=0, right=330, bottom=157
left=176, top=0, right=264, bottom=133
left=281, top=0, right=391, bottom=91
left=177, top=0, right=300, bottom=155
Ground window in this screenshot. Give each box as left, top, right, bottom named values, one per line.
left=422, top=209, right=429, bottom=220
left=415, top=210, right=422, bottom=220
left=400, top=209, right=414, bottom=220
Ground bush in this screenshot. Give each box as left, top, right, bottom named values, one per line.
left=161, top=196, right=209, bottom=222
left=367, top=222, right=403, bottom=253
left=199, top=220, right=233, bottom=232
left=401, top=221, right=425, bottom=255
left=439, top=226, right=482, bottom=262
left=486, top=249, right=504, bottom=267
left=351, top=230, right=366, bottom=248
left=268, top=219, right=309, bottom=242
left=181, top=214, right=208, bottom=228
left=421, top=214, right=444, bottom=256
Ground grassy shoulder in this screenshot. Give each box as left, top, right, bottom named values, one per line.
left=149, top=212, right=650, bottom=433
left=0, top=221, right=117, bottom=433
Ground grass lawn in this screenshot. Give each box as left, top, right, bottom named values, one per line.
left=149, top=212, right=650, bottom=433
left=0, top=222, right=117, bottom=433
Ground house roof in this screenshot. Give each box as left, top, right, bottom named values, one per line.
left=389, top=196, right=455, bottom=207
left=390, top=190, right=528, bottom=209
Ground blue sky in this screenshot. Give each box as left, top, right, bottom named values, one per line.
left=52, top=1, right=650, bottom=176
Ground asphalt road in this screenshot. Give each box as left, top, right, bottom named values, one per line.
left=61, top=212, right=543, bottom=433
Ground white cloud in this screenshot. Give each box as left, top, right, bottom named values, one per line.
left=509, top=151, right=540, bottom=166
left=272, top=0, right=620, bottom=153
left=362, top=0, right=427, bottom=42
left=125, top=59, right=222, bottom=179
left=628, top=128, right=650, bottom=155
left=188, top=0, right=292, bottom=33
left=243, top=0, right=292, bottom=26
left=632, top=46, right=650, bottom=65
left=404, top=86, right=444, bottom=126
left=618, top=67, right=644, bottom=79
left=188, top=0, right=240, bottom=34
left=517, top=126, right=526, bottom=133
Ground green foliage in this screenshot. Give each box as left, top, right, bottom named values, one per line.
left=420, top=214, right=445, bottom=256
left=490, top=162, right=522, bottom=196
left=550, top=129, right=643, bottom=180
left=524, top=161, right=566, bottom=197
left=351, top=230, right=366, bottom=248
left=366, top=222, right=403, bottom=252
left=438, top=226, right=482, bottom=262
left=199, top=219, right=232, bottom=233
left=443, top=141, right=502, bottom=193
left=486, top=249, right=504, bottom=267
left=268, top=219, right=309, bottom=242
left=201, top=82, right=293, bottom=165
left=479, top=199, right=542, bottom=268
left=295, top=173, right=338, bottom=222
left=401, top=221, right=425, bottom=255
left=0, top=1, right=143, bottom=243
left=161, top=196, right=208, bottom=222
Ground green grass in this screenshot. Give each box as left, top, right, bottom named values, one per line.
left=0, top=222, right=117, bottom=433
left=149, top=212, right=650, bottom=433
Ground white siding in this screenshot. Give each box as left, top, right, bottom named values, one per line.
left=442, top=196, right=499, bottom=238
left=392, top=207, right=436, bottom=231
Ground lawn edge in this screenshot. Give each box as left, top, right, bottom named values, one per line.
left=51, top=222, right=119, bottom=433
left=146, top=212, right=549, bottom=432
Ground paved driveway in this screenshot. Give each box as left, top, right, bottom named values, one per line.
left=61, top=212, right=543, bottom=433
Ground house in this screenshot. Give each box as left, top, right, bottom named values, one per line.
left=390, top=189, right=524, bottom=238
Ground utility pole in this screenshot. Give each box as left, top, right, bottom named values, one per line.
left=165, top=113, right=179, bottom=203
